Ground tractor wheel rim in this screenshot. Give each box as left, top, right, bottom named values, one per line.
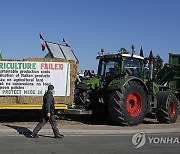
left=170, top=101, right=176, bottom=118
left=126, top=92, right=142, bottom=117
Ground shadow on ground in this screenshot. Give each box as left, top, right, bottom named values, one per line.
left=59, top=114, right=159, bottom=126
left=4, top=124, right=32, bottom=138
left=3, top=124, right=62, bottom=139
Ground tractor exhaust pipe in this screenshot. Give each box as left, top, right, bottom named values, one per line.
left=149, top=50, right=154, bottom=81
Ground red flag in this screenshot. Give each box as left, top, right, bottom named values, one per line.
left=40, top=34, right=46, bottom=51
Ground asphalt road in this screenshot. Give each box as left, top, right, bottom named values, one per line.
left=0, top=113, right=180, bottom=153
left=0, top=133, right=180, bottom=154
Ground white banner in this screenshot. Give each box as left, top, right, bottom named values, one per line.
left=0, top=61, right=70, bottom=96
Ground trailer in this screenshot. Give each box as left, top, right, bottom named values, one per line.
left=168, top=53, right=180, bottom=99
left=0, top=37, right=78, bottom=112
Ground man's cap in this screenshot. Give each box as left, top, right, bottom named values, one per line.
left=48, top=84, right=54, bottom=90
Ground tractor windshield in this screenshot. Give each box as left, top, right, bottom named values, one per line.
left=123, top=57, right=143, bottom=78
left=97, top=56, right=144, bottom=78
left=98, top=58, right=121, bottom=77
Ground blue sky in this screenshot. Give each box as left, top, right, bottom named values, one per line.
left=0, top=0, right=180, bottom=72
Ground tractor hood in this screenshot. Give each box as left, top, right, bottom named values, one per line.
left=77, top=77, right=100, bottom=90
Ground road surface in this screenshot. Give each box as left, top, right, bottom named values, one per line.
left=0, top=114, right=180, bottom=153
left=0, top=133, right=180, bottom=154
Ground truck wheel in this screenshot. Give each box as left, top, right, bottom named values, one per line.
left=156, top=91, right=179, bottom=123
left=108, top=81, right=147, bottom=126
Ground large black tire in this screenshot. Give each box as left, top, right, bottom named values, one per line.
left=108, top=81, right=147, bottom=126
left=156, top=91, right=179, bottom=123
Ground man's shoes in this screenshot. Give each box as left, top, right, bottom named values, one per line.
left=54, top=134, right=64, bottom=139
left=31, top=133, right=39, bottom=138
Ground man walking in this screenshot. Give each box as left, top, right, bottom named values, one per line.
left=31, top=85, right=64, bottom=138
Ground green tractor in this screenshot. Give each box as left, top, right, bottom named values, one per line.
left=75, top=46, right=180, bottom=125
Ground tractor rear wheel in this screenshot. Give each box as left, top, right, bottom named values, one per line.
left=156, top=91, right=179, bottom=123
left=108, top=81, right=147, bottom=126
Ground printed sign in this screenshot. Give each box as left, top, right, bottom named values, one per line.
left=0, top=61, right=70, bottom=96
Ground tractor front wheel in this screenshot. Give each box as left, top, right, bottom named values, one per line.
left=74, top=90, right=92, bottom=108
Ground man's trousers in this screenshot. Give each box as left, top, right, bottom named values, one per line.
left=32, top=112, right=60, bottom=136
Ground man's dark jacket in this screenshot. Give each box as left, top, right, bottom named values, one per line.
left=42, top=90, right=55, bottom=114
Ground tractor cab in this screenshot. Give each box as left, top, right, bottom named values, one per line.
left=97, top=50, right=144, bottom=81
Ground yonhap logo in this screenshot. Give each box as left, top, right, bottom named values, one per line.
left=132, top=132, right=180, bottom=148
left=132, top=132, right=146, bottom=148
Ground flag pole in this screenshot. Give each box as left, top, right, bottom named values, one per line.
left=64, top=62, right=70, bottom=104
